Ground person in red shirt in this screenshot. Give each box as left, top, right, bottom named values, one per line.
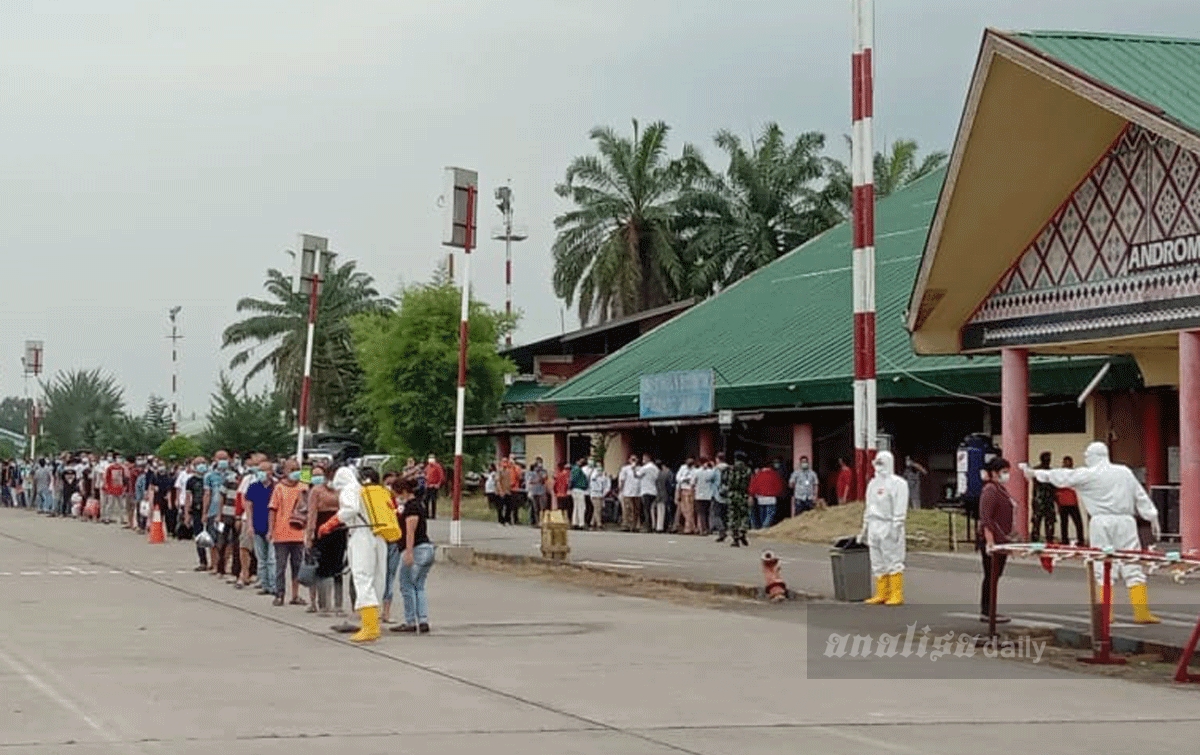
left=423, top=455, right=444, bottom=519
left=1056, top=455, right=1085, bottom=545
left=102, top=456, right=128, bottom=526
left=748, top=463, right=785, bottom=529
left=835, top=458, right=854, bottom=505
left=552, top=463, right=570, bottom=511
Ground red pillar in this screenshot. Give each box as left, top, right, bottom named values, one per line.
left=792, top=423, right=813, bottom=469
left=1180, top=331, right=1200, bottom=555
left=1001, top=348, right=1029, bottom=540
left=699, top=428, right=716, bottom=460
left=1143, top=391, right=1167, bottom=487
left=496, top=433, right=511, bottom=462
left=553, top=432, right=568, bottom=470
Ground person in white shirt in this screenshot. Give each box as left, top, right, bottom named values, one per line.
left=617, top=455, right=641, bottom=532
left=788, top=456, right=820, bottom=516
left=587, top=463, right=610, bottom=530
left=674, top=459, right=698, bottom=534
left=693, top=458, right=718, bottom=536
left=637, top=454, right=658, bottom=533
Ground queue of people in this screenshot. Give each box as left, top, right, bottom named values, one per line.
left=1, top=449, right=440, bottom=641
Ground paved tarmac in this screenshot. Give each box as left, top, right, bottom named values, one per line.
left=3, top=507, right=1200, bottom=755
left=436, top=518, right=1200, bottom=648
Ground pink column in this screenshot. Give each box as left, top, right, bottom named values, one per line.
left=1180, top=331, right=1200, bottom=555
left=1143, top=391, right=1166, bottom=487
left=792, top=423, right=814, bottom=469
left=699, top=428, right=716, bottom=460
left=1001, top=348, right=1029, bottom=540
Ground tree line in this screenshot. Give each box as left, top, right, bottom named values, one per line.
left=0, top=121, right=944, bottom=464
left=553, top=120, right=945, bottom=324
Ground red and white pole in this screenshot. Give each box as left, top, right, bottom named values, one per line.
left=295, top=272, right=320, bottom=462
left=851, top=0, right=877, bottom=500
left=505, top=241, right=512, bottom=348
left=451, top=185, right=477, bottom=547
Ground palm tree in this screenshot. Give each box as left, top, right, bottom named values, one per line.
left=874, top=139, right=947, bottom=198
left=40, top=369, right=125, bottom=451
left=684, top=124, right=846, bottom=294
left=826, top=138, right=948, bottom=216
left=553, top=119, right=703, bottom=324
left=222, top=260, right=392, bottom=431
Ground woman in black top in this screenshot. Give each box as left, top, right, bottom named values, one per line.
left=389, top=477, right=434, bottom=634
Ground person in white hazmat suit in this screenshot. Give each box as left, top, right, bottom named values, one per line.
left=318, top=467, right=387, bottom=642
left=858, top=451, right=909, bottom=605
left=1021, top=442, right=1162, bottom=624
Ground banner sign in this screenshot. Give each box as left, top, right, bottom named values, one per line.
left=639, top=370, right=715, bottom=419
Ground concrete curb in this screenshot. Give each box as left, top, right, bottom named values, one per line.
left=470, top=550, right=821, bottom=602
left=1050, top=625, right=1200, bottom=666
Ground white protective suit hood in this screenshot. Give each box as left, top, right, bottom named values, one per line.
left=1084, top=442, right=1110, bottom=468
left=331, top=466, right=360, bottom=492
left=873, top=451, right=895, bottom=479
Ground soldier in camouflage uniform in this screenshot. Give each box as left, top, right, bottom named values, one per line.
left=722, top=451, right=752, bottom=547
left=1030, top=451, right=1057, bottom=542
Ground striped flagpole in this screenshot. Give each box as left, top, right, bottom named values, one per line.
left=450, top=184, right=477, bottom=548
left=851, top=0, right=877, bottom=499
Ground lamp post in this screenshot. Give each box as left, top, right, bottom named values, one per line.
left=168, top=307, right=182, bottom=436
left=291, top=234, right=335, bottom=463
left=492, top=184, right=528, bottom=347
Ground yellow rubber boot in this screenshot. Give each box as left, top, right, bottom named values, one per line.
left=350, top=606, right=382, bottom=642
left=884, top=572, right=905, bottom=606
left=1129, top=584, right=1161, bottom=624
left=863, top=575, right=890, bottom=605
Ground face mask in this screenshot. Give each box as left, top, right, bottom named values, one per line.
left=288, top=471, right=301, bottom=482
left=216, top=460, right=229, bottom=470
left=999, top=472, right=1011, bottom=484
left=311, top=475, right=325, bottom=486
left=800, top=463, right=809, bottom=471
left=255, top=470, right=267, bottom=482
left=196, top=464, right=208, bottom=474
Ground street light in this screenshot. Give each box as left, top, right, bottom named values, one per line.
left=492, top=183, right=528, bottom=347
left=168, top=307, right=183, bottom=436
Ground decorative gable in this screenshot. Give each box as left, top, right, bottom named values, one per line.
left=963, top=124, right=1200, bottom=349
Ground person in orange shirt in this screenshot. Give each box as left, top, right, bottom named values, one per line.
left=268, top=459, right=307, bottom=607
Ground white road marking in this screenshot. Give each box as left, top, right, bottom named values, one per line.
left=818, top=724, right=936, bottom=754
left=579, top=561, right=644, bottom=569
left=0, top=645, right=130, bottom=750
left=944, top=611, right=1063, bottom=629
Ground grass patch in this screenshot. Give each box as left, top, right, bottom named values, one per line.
left=755, top=502, right=971, bottom=552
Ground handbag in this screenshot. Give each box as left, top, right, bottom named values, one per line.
left=297, top=547, right=320, bottom=587
left=289, top=491, right=311, bottom=530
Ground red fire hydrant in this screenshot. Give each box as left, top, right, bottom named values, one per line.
left=761, top=551, right=788, bottom=602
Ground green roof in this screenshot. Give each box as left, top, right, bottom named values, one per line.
left=1010, top=30, right=1200, bottom=134
left=541, top=168, right=1140, bottom=419
left=501, top=381, right=554, bottom=405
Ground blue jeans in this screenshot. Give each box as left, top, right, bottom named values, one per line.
left=254, top=534, right=276, bottom=594
left=38, top=489, right=54, bottom=513
left=399, top=543, right=435, bottom=625
left=758, top=504, right=776, bottom=529
left=384, top=542, right=400, bottom=603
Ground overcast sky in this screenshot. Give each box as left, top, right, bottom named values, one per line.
left=2, top=0, right=1199, bottom=418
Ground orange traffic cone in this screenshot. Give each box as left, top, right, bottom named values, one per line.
left=147, top=504, right=166, bottom=544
